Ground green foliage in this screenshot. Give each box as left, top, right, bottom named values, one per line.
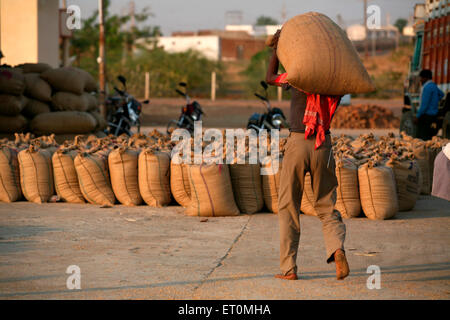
left=255, top=16, right=279, bottom=26
left=363, top=71, right=404, bottom=99
left=394, top=18, right=408, bottom=34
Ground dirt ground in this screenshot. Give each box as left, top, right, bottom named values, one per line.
left=0, top=195, right=449, bottom=300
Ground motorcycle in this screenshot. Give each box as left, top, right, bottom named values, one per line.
left=167, top=82, right=204, bottom=134
left=247, top=81, right=289, bottom=132
left=105, top=75, right=149, bottom=136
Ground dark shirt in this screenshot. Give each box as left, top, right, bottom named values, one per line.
left=288, top=86, right=307, bottom=133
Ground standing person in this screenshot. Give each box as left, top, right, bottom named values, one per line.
left=266, top=30, right=349, bottom=281
left=414, top=69, right=445, bottom=140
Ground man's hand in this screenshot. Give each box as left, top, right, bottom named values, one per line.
left=268, top=29, right=281, bottom=49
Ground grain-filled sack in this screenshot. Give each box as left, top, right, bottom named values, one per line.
left=0, top=68, right=25, bottom=95
left=413, top=143, right=431, bottom=194
left=386, top=158, right=421, bottom=211
left=31, top=111, right=97, bottom=135
left=24, top=73, right=52, bottom=102
left=170, top=162, right=191, bottom=207
left=16, top=63, right=52, bottom=74
left=52, top=149, right=85, bottom=203
left=108, top=147, right=142, bottom=206
left=76, top=69, right=98, bottom=93
left=0, top=146, right=22, bottom=202
left=0, top=114, right=28, bottom=133
left=138, top=150, right=171, bottom=207
left=89, top=111, right=107, bottom=131
left=0, top=94, right=27, bottom=116
left=84, top=93, right=99, bottom=111
left=186, top=163, right=240, bottom=217
left=358, top=162, right=398, bottom=220
left=40, top=67, right=85, bottom=95
left=18, top=146, right=54, bottom=203
left=301, top=172, right=316, bottom=216
left=335, top=158, right=361, bottom=218
left=277, top=12, right=375, bottom=95
left=22, top=99, right=51, bottom=118
left=75, top=152, right=115, bottom=206
left=261, top=159, right=282, bottom=213
left=229, top=164, right=264, bottom=214
left=52, top=92, right=88, bottom=111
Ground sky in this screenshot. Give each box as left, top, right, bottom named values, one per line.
left=66, top=0, right=420, bottom=36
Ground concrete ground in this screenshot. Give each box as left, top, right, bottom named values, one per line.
left=0, top=195, right=449, bottom=300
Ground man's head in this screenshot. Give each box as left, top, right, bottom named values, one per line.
left=419, top=69, right=432, bottom=85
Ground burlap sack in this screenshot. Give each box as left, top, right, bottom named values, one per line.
left=18, top=146, right=54, bottom=203
left=261, top=159, right=283, bottom=213
left=31, top=111, right=97, bottom=135
left=40, top=67, right=85, bottom=95
left=0, top=94, right=27, bottom=116
left=413, top=143, right=432, bottom=194
left=24, top=73, right=52, bottom=102
left=77, top=69, right=98, bottom=93
left=301, top=172, right=316, bottom=216
left=16, top=63, right=52, bottom=74
left=358, top=162, right=398, bottom=220
left=52, top=92, right=88, bottom=112
left=74, top=152, right=115, bottom=206
left=22, top=99, right=51, bottom=119
left=170, top=162, right=191, bottom=207
left=277, top=12, right=375, bottom=95
left=229, top=164, right=264, bottom=214
left=108, top=147, right=142, bottom=206
left=52, top=149, right=85, bottom=203
left=186, top=163, right=240, bottom=217
left=386, top=158, right=421, bottom=212
left=84, top=93, right=99, bottom=111
left=0, top=146, right=22, bottom=202
left=0, top=68, right=25, bottom=95
left=0, top=114, right=28, bottom=133
left=335, top=158, right=361, bottom=218
left=89, top=111, right=107, bottom=131
left=138, top=150, right=171, bottom=207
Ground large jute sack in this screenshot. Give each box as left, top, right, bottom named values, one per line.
left=0, top=68, right=25, bottom=95
left=16, top=63, right=52, bottom=74
left=335, top=158, right=361, bottom=218
left=108, top=147, right=142, bottom=206
left=229, top=164, right=264, bottom=214
left=261, top=159, right=282, bottom=213
left=0, top=146, right=22, bottom=202
left=89, top=111, right=107, bottom=131
left=277, top=12, right=375, bottom=95
left=18, top=146, right=54, bottom=203
left=386, top=158, right=421, bottom=212
left=301, top=172, right=316, bottom=216
left=52, top=149, right=85, bottom=203
left=22, top=99, right=51, bottom=119
left=52, top=92, right=88, bottom=112
left=0, top=114, right=28, bottom=133
left=186, top=164, right=240, bottom=217
left=84, top=93, right=99, bottom=111
left=24, top=73, right=52, bottom=102
left=74, top=152, right=116, bottom=206
left=75, top=69, right=98, bottom=93
left=170, top=162, right=191, bottom=207
left=358, top=162, right=398, bottom=220
left=0, top=94, right=27, bottom=116
left=413, top=143, right=431, bottom=194
left=31, top=111, right=97, bottom=135
left=40, top=67, right=85, bottom=95
left=138, top=150, right=171, bottom=207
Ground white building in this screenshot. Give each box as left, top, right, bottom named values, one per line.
left=346, top=24, right=399, bottom=41
left=224, top=24, right=283, bottom=37
left=225, top=25, right=254, bottom=35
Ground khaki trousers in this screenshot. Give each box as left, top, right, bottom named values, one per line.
left=278, top=132, right=346, bottom=275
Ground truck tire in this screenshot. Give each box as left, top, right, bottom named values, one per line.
left=443, top=111, right=450, bottom=139
left=400, top=111, right=417, bottom=138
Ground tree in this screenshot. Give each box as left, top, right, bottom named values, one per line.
left=394, top=18, right=408, bottom=34
left=255, top=16, right=279, bottom=26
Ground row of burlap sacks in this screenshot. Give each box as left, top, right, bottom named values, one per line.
left=0, top=63, right=105, bottom=136
left=1, top=131, right=447, bottom=220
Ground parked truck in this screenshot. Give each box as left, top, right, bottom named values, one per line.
left=401, top=0, right=450, bottom=138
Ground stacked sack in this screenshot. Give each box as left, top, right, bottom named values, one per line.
left=0, top=63, right=106, bottom=141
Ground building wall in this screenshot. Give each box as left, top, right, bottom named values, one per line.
left=156, top=36, right=221, bottom=61
left=220, top=38, right=266, bottom=61
left=0, top=0, right=59, bottom=67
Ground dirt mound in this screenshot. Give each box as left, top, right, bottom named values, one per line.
left=331, top=104, right=400, bottom=129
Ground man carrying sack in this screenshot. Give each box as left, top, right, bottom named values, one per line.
left=266, top=29, right=349, bottom=281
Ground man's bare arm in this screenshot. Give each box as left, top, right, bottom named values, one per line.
left=266, top=50, right=281, bottom=86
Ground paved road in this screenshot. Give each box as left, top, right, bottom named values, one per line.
left=0, top=195, right=449, bottom=300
